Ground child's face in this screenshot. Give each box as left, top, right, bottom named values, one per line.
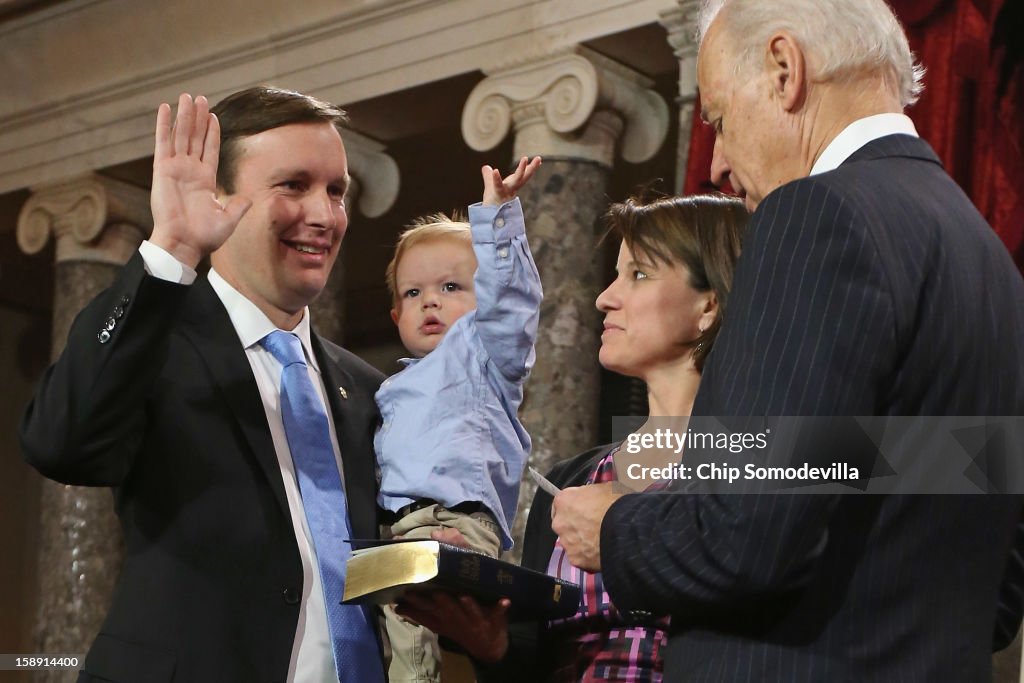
left=391, top=238, right=478, bottom=357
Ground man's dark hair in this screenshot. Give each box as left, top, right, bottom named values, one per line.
left=210, top=86, right=349, bottom=192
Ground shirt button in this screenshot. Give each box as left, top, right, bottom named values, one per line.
left=497, top=247, right=509, bottom=259
left=495, top=217, right=505, bottom=228
left=282, top=588, right=300, bottom=605
left=113, top=305, right=125, bottom=319
left=97, top=330, right=111, bottom=344
left=105, top=317, right=117, bottom=331
left=120, top=294, right=131, bottom=306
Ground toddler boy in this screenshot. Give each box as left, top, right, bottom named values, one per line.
left=375, top=156, right=542, bottom=682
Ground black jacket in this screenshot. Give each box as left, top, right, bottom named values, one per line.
left=474, top=443, right=618, bottom=682
left=22, top=254, right=385, bottom=683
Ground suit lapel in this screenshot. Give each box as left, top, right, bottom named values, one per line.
left=313, top=336, right=380, bottom=540
left=179, top=277, right=292, bottom=518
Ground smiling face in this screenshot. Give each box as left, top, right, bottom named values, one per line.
left=391, top=237, right=478, bottom=357
left=210, top=122, right=349, bottom=330
left=698, top=17, right=794, bottom=212
left=596, top=242, right=716, bottom=382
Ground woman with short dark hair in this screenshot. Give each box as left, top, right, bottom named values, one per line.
left=397, top=193, right=748, bottom=682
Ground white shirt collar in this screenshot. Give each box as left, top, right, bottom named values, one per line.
left=207, top=268, right=320, bottom=373
left=810, top=113, right=919, bottom=176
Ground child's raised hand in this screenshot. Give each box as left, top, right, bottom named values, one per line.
left=481, top=156, right=542, bottom=206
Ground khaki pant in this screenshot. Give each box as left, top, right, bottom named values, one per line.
left=382, top=504, right=501, bottom=683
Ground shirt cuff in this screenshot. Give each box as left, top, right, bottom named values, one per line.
left=469, top=197, right=524, bottom=242
left=139, top=240, right=198, bottom=285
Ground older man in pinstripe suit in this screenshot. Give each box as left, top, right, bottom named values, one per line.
left=552, top=0, right=1024, bottom=680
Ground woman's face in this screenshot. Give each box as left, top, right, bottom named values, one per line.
left=596, top=242, right=716, bottom=380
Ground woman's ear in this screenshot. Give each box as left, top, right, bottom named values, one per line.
left=698, top=292, right=719, bottom=334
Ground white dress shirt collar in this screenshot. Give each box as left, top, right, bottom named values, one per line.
left=810, top=113, right=919, bottom=176
left=207, top=268, right=320, bottom=373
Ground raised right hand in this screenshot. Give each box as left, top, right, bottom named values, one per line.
left=481, top=156, right=542, bottom=206
left=150, top=93, right=251, bottom=269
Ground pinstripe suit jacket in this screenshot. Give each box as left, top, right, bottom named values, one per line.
left=601, top=135, right=1024, bottom=681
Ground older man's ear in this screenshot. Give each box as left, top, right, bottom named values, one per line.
left=766, top=32, right=807, bottom=112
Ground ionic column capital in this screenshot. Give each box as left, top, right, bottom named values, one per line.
left=343, top=130, right=399, bottom=218
left=660, top=0, right=701, bottom=103
left=17, top=174, right=151, bottom=264
left=461, top=46, right=668, bottom=168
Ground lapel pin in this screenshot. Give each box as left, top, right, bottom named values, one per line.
left=338, top=386, right=348, bottom=400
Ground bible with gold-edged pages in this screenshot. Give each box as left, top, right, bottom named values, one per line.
left=341, top=539, right=581, bottom=621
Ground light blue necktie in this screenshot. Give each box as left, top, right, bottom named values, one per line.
left=261, top=330, right=385, bottom=683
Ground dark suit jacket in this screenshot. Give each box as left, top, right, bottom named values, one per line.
left=600, top=135, right=1024, bottom=681
left=21, top=254, right=385, bottom=683
left=473, top=444, right=616, bottom=682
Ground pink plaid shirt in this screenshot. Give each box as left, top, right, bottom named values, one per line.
left=545, top=448, right=670, bottom=682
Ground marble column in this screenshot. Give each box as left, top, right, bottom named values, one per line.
left=462, top=47, right=669, bottom=555
left=17, top=174, right=152, bottom=682
left=660, top=0, right=701, bottom=195
left=309, top=130, right=399, bottom=345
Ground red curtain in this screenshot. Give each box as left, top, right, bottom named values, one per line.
left=683, top=0, right=1024, bottom=272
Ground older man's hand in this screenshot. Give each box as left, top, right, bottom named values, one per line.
left=550, top=482, right=626, bottom=572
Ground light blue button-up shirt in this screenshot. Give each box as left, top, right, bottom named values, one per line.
left=374, top=197, right=542, bottom=549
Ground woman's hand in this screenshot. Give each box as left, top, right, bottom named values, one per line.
left=395, top=591, right=511, bottom=663
left=392, top=526, right=510, bottom=661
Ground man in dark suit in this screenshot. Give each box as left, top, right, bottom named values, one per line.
left=552, top=0, right=1024, bottom=680
left=21, top=88, right=386, bottom=682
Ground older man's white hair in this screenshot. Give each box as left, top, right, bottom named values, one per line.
left=697, top=0, right=925, bottom=108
